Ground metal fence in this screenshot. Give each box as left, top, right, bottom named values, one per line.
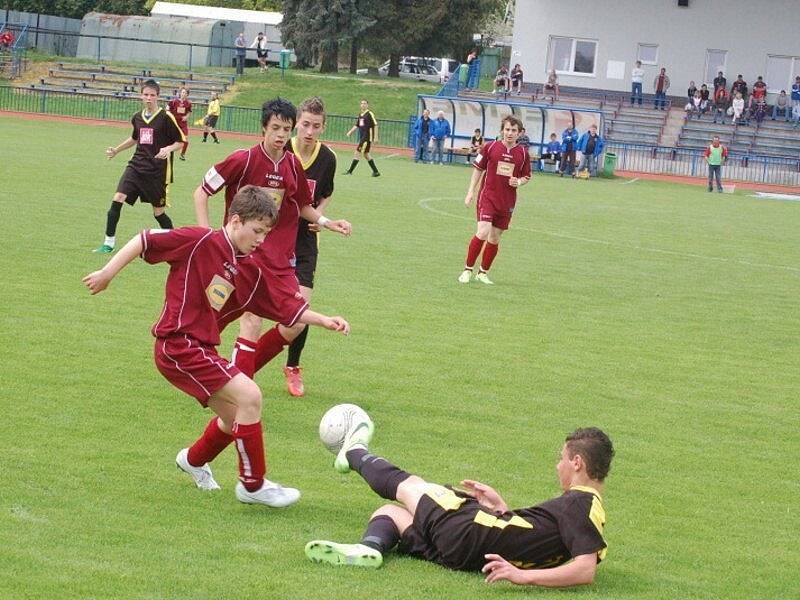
left=0, top=85, right=413, bottom=148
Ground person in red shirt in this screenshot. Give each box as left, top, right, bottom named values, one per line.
left=193, top=97, right=352, bottom=385
left=167, top=87, right=192, bottom=161
left=83, top=185, right=351, bottom=507
left=459, top=115, right=531, bottom=285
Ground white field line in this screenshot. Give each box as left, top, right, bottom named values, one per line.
left=622, top=177, right=640, bottom=185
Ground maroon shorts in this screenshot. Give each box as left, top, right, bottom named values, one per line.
left=154, top=335, right=241, bottom=406
left=476, top=196, right=513, bottom=230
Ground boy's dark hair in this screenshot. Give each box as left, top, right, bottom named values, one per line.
left=565, top=428, right=614, bottom=481
left=550, top=132, right=557, bottom=138
left=261, top=97, right=296, bottom=129
left=229, top=185, right=278, bottom=225
left=501, top=114, right=523, bottom=131
left=297, top=96, right=326, bottom=123
left=141, top=79, right=160, bottom=95
left=474, top=128, right=481, bottom=133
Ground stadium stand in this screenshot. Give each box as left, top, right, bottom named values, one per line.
left=676, top=116, right=800, bottom=159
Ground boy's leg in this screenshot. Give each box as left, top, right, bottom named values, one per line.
left=95, top=193, right=126, bottom=252
left=153, top=205, right=174, bottom=229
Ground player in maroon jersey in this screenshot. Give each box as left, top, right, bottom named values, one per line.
left=167, top=87, right=192, bottom=161
left=459, top=115, right=531, bottom=285
left=83, top=186, right=351, bottom=508
left=193, top=97, right=352, bottom=383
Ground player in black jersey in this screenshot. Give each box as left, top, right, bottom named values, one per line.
left=306, top=425, right=614, bottom=589
left=280, top=96, right=338, bottom=397
left=344, top=99, right=380, bottom=177
left=93, top=79, right=185, bottom=253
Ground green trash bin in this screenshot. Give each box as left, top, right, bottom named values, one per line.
left=279, top=49, right=291, bottom=70
left=603, top=152, right=617, bottom=177
left=458, top=63, right=469, bottom=85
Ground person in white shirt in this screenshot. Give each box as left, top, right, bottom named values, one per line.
left=631, top=60, right=644, bottom=106
left=250, top=32, right=269, bottom=72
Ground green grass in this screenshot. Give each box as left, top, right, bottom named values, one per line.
left=1, top=113, right=799, bottom=599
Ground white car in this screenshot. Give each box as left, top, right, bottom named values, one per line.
left=378, top=61, right=440, bottom=83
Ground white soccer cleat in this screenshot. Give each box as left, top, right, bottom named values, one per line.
left=457, top=269, right=472, bottom=284
left=175, top=448, right=221, bottom=491
left=305, top=541, right=383, bottom=568
left=334, top=415, right=374, bottom=474
left=475, top=271, right=494, bottom=285
left=235, top=479, right=301, bottom=508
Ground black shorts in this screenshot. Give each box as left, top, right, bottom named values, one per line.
left=357, top=139, right=372, bottom=153
left=398, top=487, right=489, bottom=572
left=116, top=166, right=168, bottom=207
left=256, top=49, right=268, bottom=59
left=294, top=226, right=319, bottom=288
left=204, top=115, right=218, bottom=128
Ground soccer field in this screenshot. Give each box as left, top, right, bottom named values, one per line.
left=1, top=113, right=798, bottom=599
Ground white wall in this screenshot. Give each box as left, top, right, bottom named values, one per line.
left=512, top=0, right=800, bottom=98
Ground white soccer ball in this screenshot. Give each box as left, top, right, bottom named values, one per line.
left=319, top=403, right=372, bottom=454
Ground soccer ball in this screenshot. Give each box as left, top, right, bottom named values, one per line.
left=319, top=403, right=371, bottom=454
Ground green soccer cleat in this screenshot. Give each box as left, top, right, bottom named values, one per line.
left=334, top=415, right=374, bottom=474
left=305, top=541, right=383, bottom=568
left=457, top=269, right=472, bottom=284
left=92, top=244, right=114, bottom=254
left=475, top=271, right=494, bottom=285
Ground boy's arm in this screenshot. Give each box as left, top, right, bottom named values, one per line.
left=193, top=185, right=212, bottom=228
left=346, top=125, right=356, bottom=137
left=297, top=309, right=350, bottom=335
left=299, top=204, right=351, bottom=236
left=82, top=234, right=144, bottom=294
left=155, top=141, right=184, bottom=160
left=106, top=137, right=136, bottom=159
left=483, top=553, right=598, bottom=588
left=465, top=168, right=485, bottom=206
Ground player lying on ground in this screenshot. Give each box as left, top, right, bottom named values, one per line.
left=83, top=186, right=350, bottom=508
left=306, top=423, right=613, bottom=588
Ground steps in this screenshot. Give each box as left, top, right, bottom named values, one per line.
left=659, top=107, right=686, bottom=147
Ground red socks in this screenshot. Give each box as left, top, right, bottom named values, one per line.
left=232, top=337, right=257, bottom=378
left=465, top=236, right=485, bottom=269
left=187, top=417, right=233, bottom=467
left=233, top=421, right=266, bottom=492
left=254, top=326, right=290, bottom=373
left=480, top=242, right=499, bottom=272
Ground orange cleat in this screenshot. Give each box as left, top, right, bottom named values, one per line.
left=284, top=366, right=305, bottom=397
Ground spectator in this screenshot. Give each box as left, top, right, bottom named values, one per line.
left=576, top=124, right=605, bottom=178
left=793, top=76, right=800, bottom=128
left=559, top=124, right=579, bottom=177
left=712, top=87, right=729, bottom=124
left=468, top=128, right=483, bottom=163
left=517, top=127, right=530, bottom=149
left=494, top=65, right=510, bottom=94
left=752, top=76, right=767, bottom=102
left=653, top=67, right=670, bottom=110
left=465, top=48, right=479, bottom=89
left=234, top=32, right=246, bottom=76
left=713, top=71, right=727, bottom=93
left=413, top=109, right=432, bottom=163
left=510, top=63, right=524, bottom=95
left=685, top=90, right=702, bottom=120
left=771, top=90, right=790, bottom=121
left=700, top=84, right=710, bottom=103
left=541, top=133, right=561, bottom=169
left=429, top=110, right=451, bottom=165
left=728, top=91, right=746, bottom=125
left=250, top=32, right=269, bottom=73
left=630, top=60, right=644, bottom=106
left=731, top=75, right=747, bottom=102
left=704, top=135, right=728, bottom=193
left=687, top=80, right=697, bottom=102
left=544, top=69, right=559, bottom=101
left=749, top=95, right=767, bottom=124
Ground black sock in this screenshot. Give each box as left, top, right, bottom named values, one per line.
left=211, top=132, right=218, bottom=141
left=203, top=132, right=208, bottom=141
left=347, top=159, right=359, bottom=173
left=368, top=159, right=379, bottom=174
left=346, top=448, right=411, bottom=501
left=155, top=213, right=174, bottom=229
left=360, top=515, right=400, bottom=554
left=105, top=202, right=122, bottom=237
left=286, top=325, right=308, bottom=368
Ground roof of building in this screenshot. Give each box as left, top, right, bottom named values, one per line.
left=150, top=2, right=282, bottom=25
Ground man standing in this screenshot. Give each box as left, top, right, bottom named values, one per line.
left=234, top=32, right=246, bottom=76
left=653, top=67, right=670, bottom=110
left=792, top=76, right=800, bottom=128
left=559, top=124, right=579, bottom=177
left=713, top=71, right=727, bottom=93
left=576, top=124, right=605, bottom=177
left=413, top=109, right=432, bottom=163
left=458, top=115, right=531, bottom=285
left=93, top=79, right=184, bottom=254
left=704, top=135, right=728, bottom=193
left=429, top=111, right=451, bottom=165
left=250, top=32, right=269, bottom=72
left=167, top=87, right=192, bottom=161
left=344, top=99, right=380, bottom=177
left=630, top=60, right=644, bottom=106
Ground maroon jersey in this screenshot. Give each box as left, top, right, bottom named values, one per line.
left=201, top=144, right=313, bottom=273
left=140, top=227, right=308, bottom=346
left=474, top=140, right=531, bottom=210
left=168, top=98, right=192, bottom=126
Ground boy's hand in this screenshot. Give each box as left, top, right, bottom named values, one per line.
left=155, top=147, right=171, bottom=160
left=323, top=317, right=350, bottom=335
left=106, top=147, right=116, bottom=159
left=325, top=219, right=352, bottom=236
left=460, top=479, right=509, bottom=513
left=82, top=270, right=112, bottom=295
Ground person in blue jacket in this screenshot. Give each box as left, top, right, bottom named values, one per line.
left=430, top=111, right=452, bottom=165
left=576, top=124, right=605, bottom=177
left=413, top=109, right=433, bottom=163
left=559, top=125, right=579, bottom=176
left=792, top=76, right=800, bottom=128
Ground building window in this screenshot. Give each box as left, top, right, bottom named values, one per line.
left=637, top=44, right=658, bottom=65
left=704, top=49, right=727, bottom=86
left=548, top=36, right=597, bottom=76
left=765, top=55, right=800, bottom=93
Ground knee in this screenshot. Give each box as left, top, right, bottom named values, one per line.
left=239, top=313, right=263, bottom=340
left=371, top=504, right=404, bottom=521
left=237, top=380, right=263, bottom=418
left=488, top=233, right=502, bottom=244
left=280, top=322, right=304, bottom=341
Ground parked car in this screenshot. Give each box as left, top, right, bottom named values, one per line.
left=378, top=60, right=441, bottom=83
left=419, top=57, right=459, bottom=83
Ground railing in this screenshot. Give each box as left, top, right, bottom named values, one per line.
left=0, top=85, right=412, bottom=148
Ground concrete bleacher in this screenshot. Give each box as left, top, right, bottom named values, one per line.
left=605, top=106, right=666, bottom=146
left=676, top=115, right=800, bottom=158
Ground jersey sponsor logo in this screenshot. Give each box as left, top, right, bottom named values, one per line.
left=140, top=128, right=154, bottom=145
left=206, top=274, right=235, bottom=311
left=496, top=161, right=514, bottom=177
left=358, top=118, right=365, bottom=127
left=266, top=187, right=285, bottom=207
left=223, top=261, right=239, bottom=277
left=307, top=178, right=317, bottom=198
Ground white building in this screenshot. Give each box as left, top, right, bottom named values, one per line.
left=511, top=0, right=800, bottom=99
